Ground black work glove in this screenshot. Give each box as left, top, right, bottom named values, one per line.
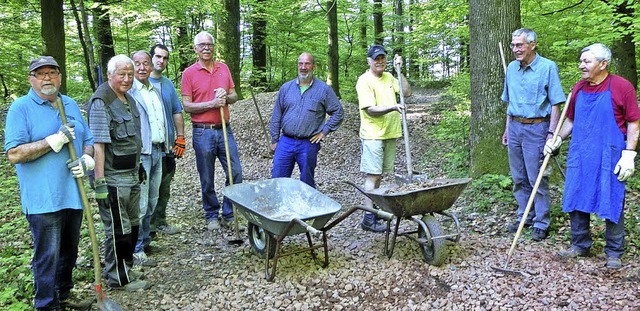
left=138, top=164, right=147, bottom=184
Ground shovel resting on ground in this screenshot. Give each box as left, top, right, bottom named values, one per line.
left=57, top=99, right=123, bottom=311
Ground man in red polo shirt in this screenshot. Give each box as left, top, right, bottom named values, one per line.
left=181, top=31, right=243, bottom=231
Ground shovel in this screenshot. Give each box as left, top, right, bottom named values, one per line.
left=248, top=86, right=273, bottom=159
left=56, top=99, right=123, bottom=311
left=220, top=106, right=244, bottom=245
left=394, top=59, right=415, bottom=183
left=492, top=93, right=571, bottom=276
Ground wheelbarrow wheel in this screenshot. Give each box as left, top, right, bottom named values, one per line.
left=417, top=215, right=446, bottom=266
left=248, top=222, right=276, bottom=259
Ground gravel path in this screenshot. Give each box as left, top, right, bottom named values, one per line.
left=99, top=88, right=640, bottom=310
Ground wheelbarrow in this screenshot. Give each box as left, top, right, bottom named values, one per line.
left=346, top=177, right=471, bottom=266
left=223, top=177, right=391, bottom=281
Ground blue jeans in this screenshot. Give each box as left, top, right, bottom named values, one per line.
left=26, top=209, right=83, bottom=310
left=507, top=120, right=550, bottom=230
left=570, top=210, right=625, bottom=258
left=192, top=126, right=243, bottom=221
left=271, top=135, right=320, bottom=188
left=136, top=145, right=163, bottom=253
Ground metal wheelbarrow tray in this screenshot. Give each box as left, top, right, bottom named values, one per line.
left=224, top=177, right=380, bottom=281
left=346, top=177, right=471, bottom=266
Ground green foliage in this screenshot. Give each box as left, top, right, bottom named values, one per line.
left=463, top=174, right=513, bottom=213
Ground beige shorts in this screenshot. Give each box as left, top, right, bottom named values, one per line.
left=360, top=138, right=397, bottom=175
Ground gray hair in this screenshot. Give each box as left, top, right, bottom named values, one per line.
left=131, top=50, right=152, bottom=62
left=107, top=54, right=134, bottom=74
left=582, top=43, right=611, bottom=62
left=512, top=28, right=537, bottom=43
left=194, top=31, right=214, bottom=46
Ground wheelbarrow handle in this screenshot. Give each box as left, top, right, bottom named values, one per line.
left=293, top=218, right=322, bottom=238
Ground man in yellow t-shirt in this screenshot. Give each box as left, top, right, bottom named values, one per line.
left=356, top=44, right=411, bottom=232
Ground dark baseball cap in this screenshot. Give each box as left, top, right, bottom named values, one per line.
left=367, top=44, right=387, bottom=59
left=29, top=56, right=60, bottom=72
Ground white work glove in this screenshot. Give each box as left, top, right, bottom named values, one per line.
left=45, top=123, right=75, bottom=153
left=614, top=150, right=636, bottom=181
left=67, top=154, right=95, bottom=178
left=543, top=136, right=562, bottom=156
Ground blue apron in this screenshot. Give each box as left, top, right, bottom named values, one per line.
left=562, top=79, right=626, bottom=223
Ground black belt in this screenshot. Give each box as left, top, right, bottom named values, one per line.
left=193, top=122, right=229, bottom=130
left=284, top=134, right=311, bottom=140
left=511, top=116, right=550, bottom=124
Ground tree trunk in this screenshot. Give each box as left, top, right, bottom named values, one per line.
left=70, top=0, right=97, bottom=91
left=252, top=0, right=267, bottom=88
left=93, top=0, right=115, bottom=82
left=327, top=0, right=340, bottom=98
left=40, top=0, right=66, bottom=93
left=607, top=1, right=637, bottom=88
left=469, top=0, right=520, bottom=176
left=218, top=0, right=243, bottom=99
left=393, top=0, right=404, bottom=56
left=359, top=0, right=367, bottom=50
left=373, top=0, right=383, bottom=44
left=175, top=24, right=191, bottom=75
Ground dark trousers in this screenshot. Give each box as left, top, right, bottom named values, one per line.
left=570, top=210, right=625, bottom=258
left=151, top=154, right=176, bottom=231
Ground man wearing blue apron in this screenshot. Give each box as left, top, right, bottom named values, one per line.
left=545, top=43, right=640, bottom=269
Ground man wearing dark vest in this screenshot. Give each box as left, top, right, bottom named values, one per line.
left=87, top=54, right=150, bottom=291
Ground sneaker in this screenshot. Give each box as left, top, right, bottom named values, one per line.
left=128, top=269, right=145, bottom=281
left=606, top=257, right=622, bottom=269
left=558, top=246, right=589, bottom=258
left=207, top=219, right=220, bottom=231
left=60, top=292, right=93, bottom=310
left=157, top=224, right=180, bottom=235
left=112, top=279, right=151, bottom=292
left=133, top=252, right=157, bottom=267
left=507, top=222, right=531, bottom=233
left=360, top=220, right=387, bottom=233
left=531, top=228, right=547, bottom=241
left=221, top=217, right=247, bottom=232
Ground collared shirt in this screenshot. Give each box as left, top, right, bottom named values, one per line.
left=4, top=89, right=94, bottom=214
left=356, top=70, right=401, bottom=140
left=134, top=80, right=165, bottom=144
left=269, top=77, right=343, bottom=143
left=181, top=61, right=235, bottom=124
left=149, top=75, right=183, bottom=141
left=501, top=53, right=566, bottom=118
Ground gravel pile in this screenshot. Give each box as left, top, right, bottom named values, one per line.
left=99, top=89, right=640, bottom=310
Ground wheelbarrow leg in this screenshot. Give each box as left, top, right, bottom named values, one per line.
left=321, top=231, right=329, bottom=268
left=384, top=217, right=402, bottom=259
left=305, top=232, right=318, bottom=262
left=265, top=234, right=285, bottom=282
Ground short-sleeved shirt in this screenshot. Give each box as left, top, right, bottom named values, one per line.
left=149, top=75, right=183, bottom=142
left=356, top=70, right=401, bottom=140
left=501, top=54, right=566, bottom=118
left=4, top=90, right=94, bottom=215
left=181, top=61, right=235, bottom=124
left=567, top=74, right=640, bottom=135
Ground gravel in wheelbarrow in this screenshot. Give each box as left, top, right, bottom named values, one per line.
left=223, top=177, right=380, bottom=281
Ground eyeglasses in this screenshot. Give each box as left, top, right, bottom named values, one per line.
left=196, top=43, right=213, bottom=49
left=509, top=42, right=529, bottom=49
left=29, top=71, right=60, bottom=79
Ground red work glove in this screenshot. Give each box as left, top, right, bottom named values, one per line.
left=173, top=135, right=186, bottom=158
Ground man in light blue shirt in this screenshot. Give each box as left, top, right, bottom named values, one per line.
left=501, top=28, right=566, bottom=241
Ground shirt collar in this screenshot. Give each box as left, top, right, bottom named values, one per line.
left=296, top=77, right=315, bottom=87
left=519, top=53, right=540, bottom=72
left=134, top=79, right=154, bottom=91
left=28, top=88, right=58, bottom=105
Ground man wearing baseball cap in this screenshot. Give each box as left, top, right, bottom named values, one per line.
left=4, top=55, right=94, bottom=310
left=356, top=45, right=412, bottom=232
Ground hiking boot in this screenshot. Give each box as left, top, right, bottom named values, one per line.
left=221, top=217, right=246, bottom=232
left=112, top=279, right=151, bottom=292
left=143, top=244, right=162, bottom=254
left=558, top=246, right=589, bottom=258
left=207, top=219, right=220, bottom=231
left=361, top=212, right=387, bottom=233
left=531, top=228, right=547, bottom=241
left=60, top=292, right=93, bottom=310
left=507, top=222, right=531, bottom=233
left=133, top=252, right=157, bottom=267
left=606, top=257, right=622, bottom=269
left=157, top=224, right=180, bottom=235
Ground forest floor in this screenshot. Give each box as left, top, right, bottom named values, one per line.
left=82, top=87, right=640, bottom=310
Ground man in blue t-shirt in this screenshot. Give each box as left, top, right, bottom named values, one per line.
left=4, top=56, right=94, bottom=310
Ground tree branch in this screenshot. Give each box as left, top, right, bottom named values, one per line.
left=541, top=0, right=586, bottom=16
